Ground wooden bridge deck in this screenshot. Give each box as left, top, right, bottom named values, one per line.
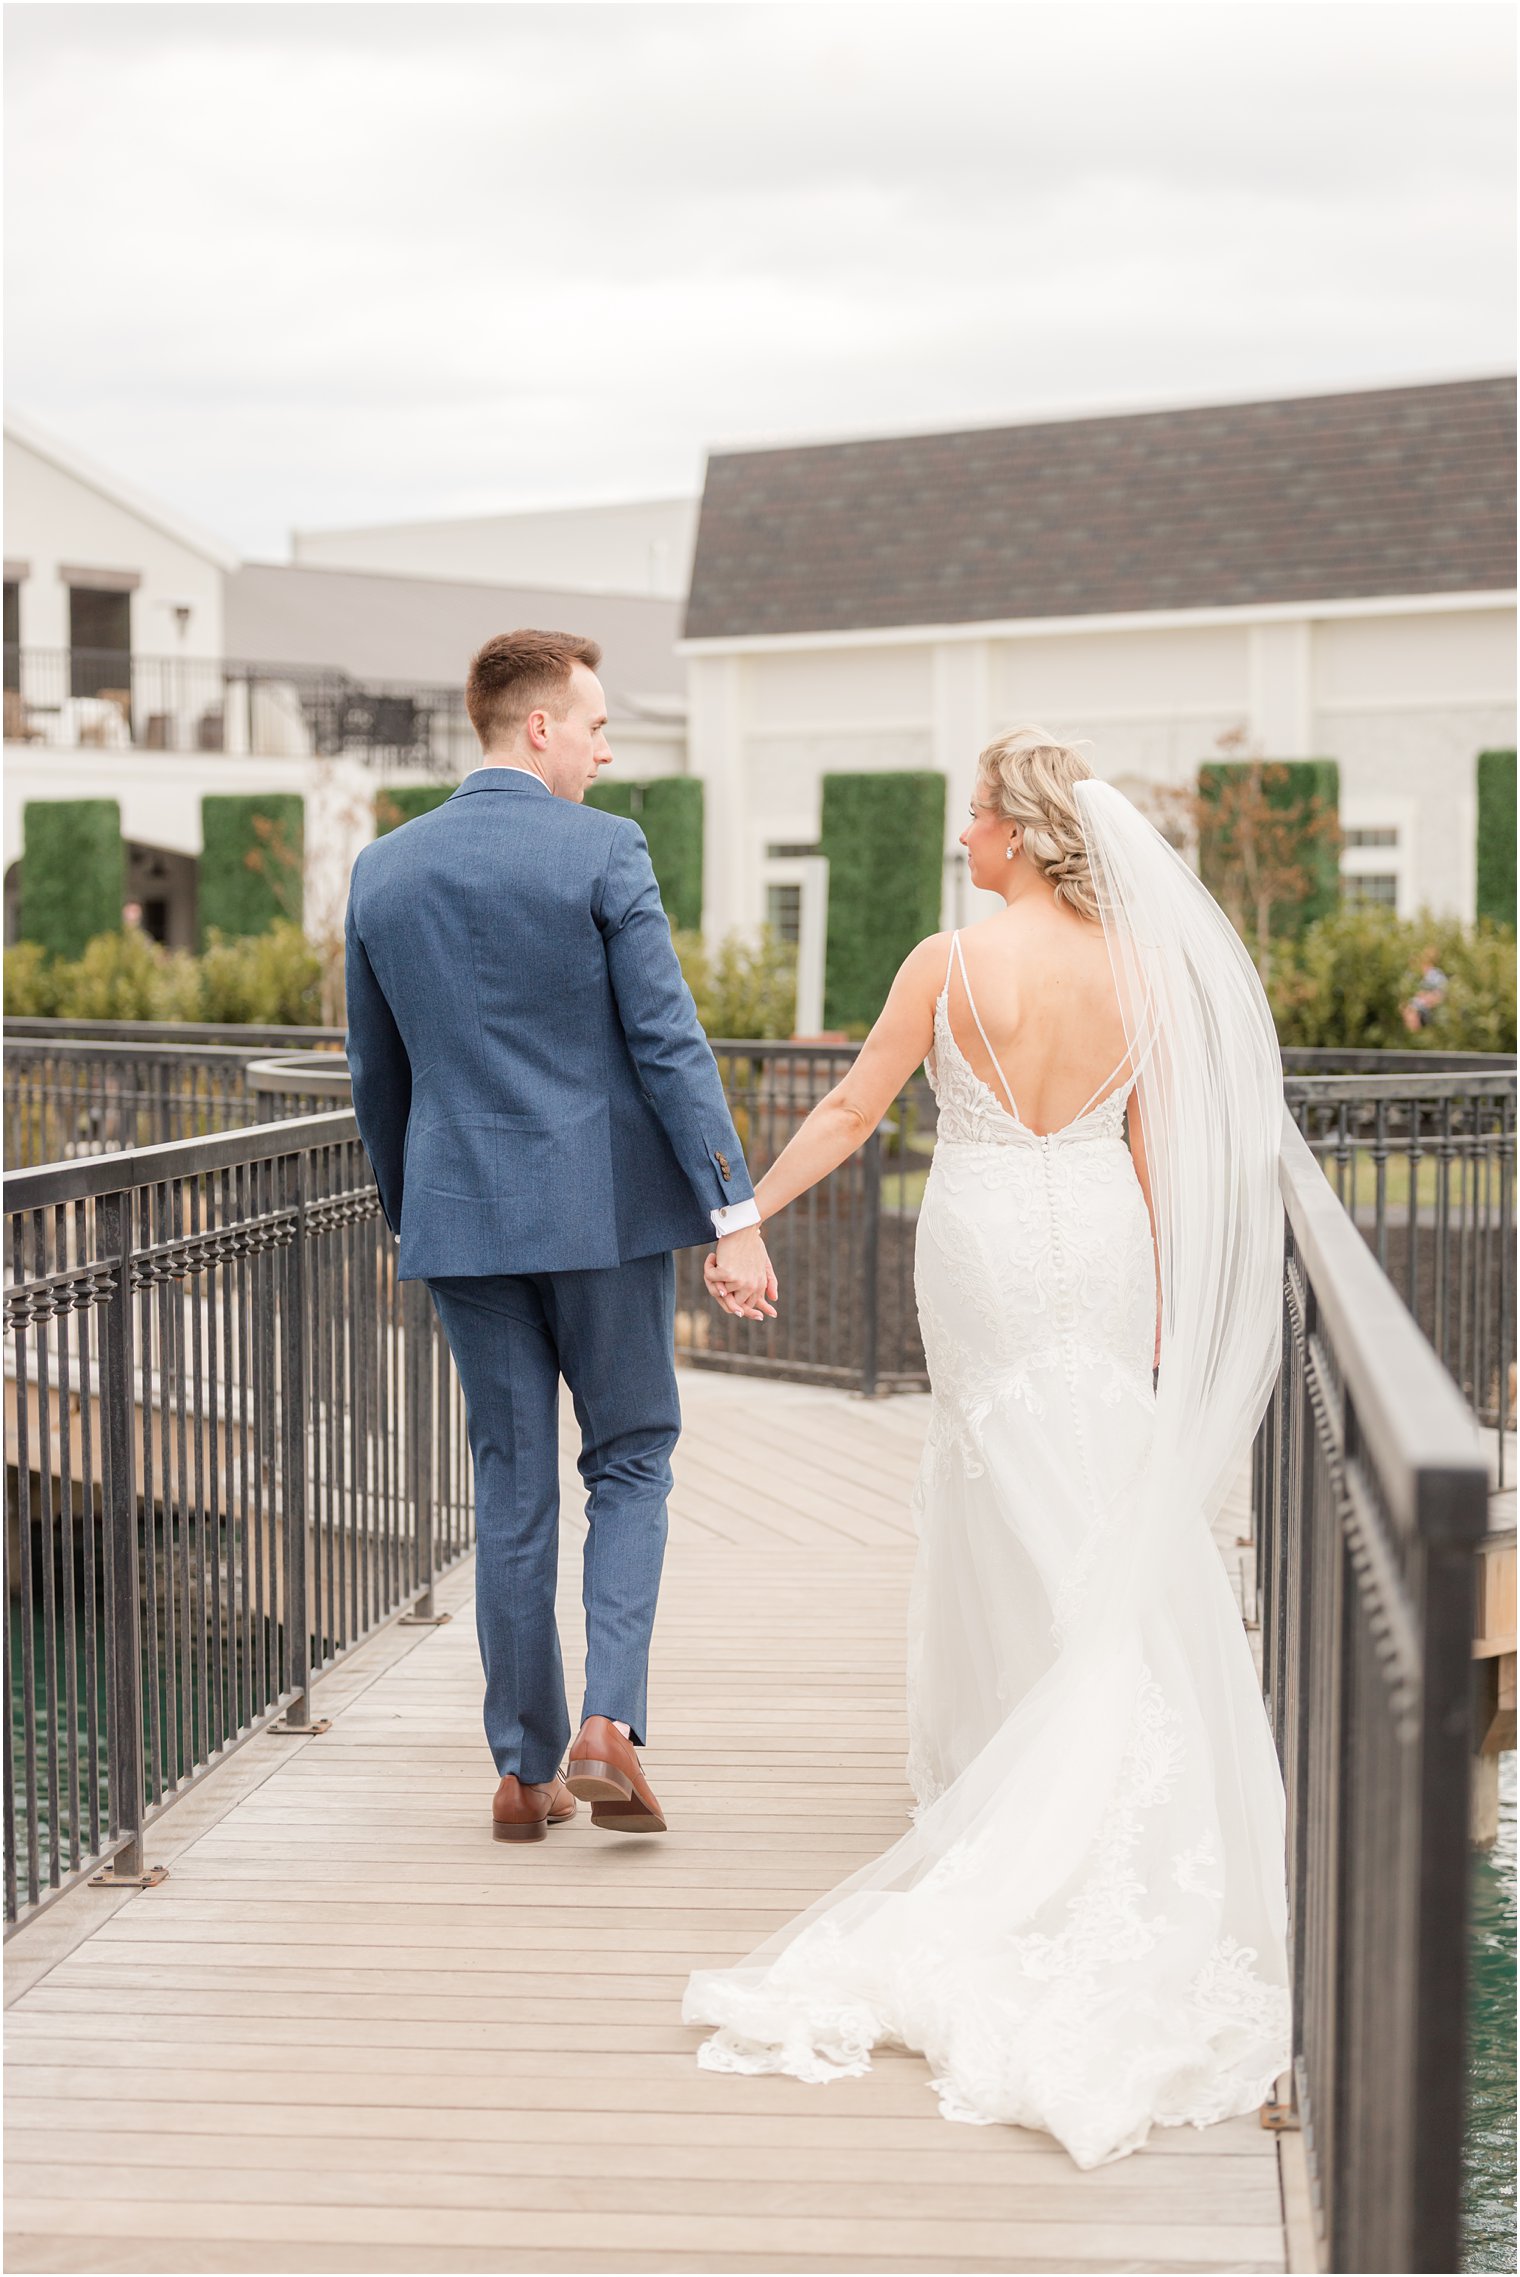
left=5, top=1370, right=1289, bottom=2275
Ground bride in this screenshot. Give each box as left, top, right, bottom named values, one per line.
left=687, top=728, right=1291, bottom=2170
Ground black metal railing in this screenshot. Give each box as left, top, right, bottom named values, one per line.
left=241, top=1037, right=937, bottom=1395
left=1253, top=1115, right=1489, bottom=2275
left=3, top=647, right=473, bottom=772
left=4, top=1038, right=348, bottom=1170
left=4, top=1113, right=473, bottom=1931
left=1287, top=1072, right=1515, bottom=1479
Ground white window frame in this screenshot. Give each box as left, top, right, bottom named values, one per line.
left=761, top=851, right=830, bottom=1036
left=1338, top=795, right=1416, bottom=919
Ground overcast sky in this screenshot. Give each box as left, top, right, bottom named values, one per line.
left=5, top=1, right=1514, bottom=559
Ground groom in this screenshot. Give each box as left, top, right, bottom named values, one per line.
left=344, top=629, right=775, bottom=1843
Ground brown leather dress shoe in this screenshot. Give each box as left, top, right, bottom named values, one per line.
left=492, top=1773, right=577, bottom=1844
left=565, top=1716, right=667, bottom=1834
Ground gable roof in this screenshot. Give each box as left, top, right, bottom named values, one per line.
left=4, top=407, right=241, bottom=573
left=684, top=376, right=1516, bottom=641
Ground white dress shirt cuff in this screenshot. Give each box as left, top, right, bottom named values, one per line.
left=710, top=1198, right=762, bottom=1238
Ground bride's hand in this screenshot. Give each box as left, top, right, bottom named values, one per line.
left=705, top=1247, right=778, bottom=1322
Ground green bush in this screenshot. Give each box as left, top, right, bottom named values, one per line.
left=1476, top=750, right=1516, bottom=928
left=199, top=794, right=305, bottom=943
left=672, top=926, right=796, bottom=1040
left=20, top=800, right=124, bottom=961
left=50, top=930, right=194, bottom=1022
left=4, top=941, right=59, bottom=1016
left=6, top=920, right=323, bottom=1026
left=1198, top=759, right=1341, bottom=944
left=1269, top=903, right=1516, bottom=1052
left=820, top=772, right=946, bottom=1031
left=374, top=784, right=455, bottom=836
left=586, top=778, right=705, bottom=931
left=199, top=923, right=324, bottom=1025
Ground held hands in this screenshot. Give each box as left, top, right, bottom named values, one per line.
left=705, top=1225, right=778, bottom=1321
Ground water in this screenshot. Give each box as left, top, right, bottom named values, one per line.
left=1464, top=1751, right=1517, bottom=2273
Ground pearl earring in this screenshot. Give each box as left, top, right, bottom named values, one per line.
left=1005, top=841, right=1017, bottom=862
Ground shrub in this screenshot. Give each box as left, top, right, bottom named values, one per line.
left=50, top=929, right=187, bottom=1022
left=673, top=926, right=796, bottom=1040
left=199, top=794, right=305, bottom=943
left=820, top=772, right=946, bottom=1031
left=198, top=923, right=324, bottom=1025
left=1476, top=751, right=1516, bottom=928
left=1269, top=902, right=1517, bottom=1052
left=20, top=799, right=124, bottom=961
left=374, top=784, right=455, bottom=836
left=4, top=942, right=59, bottom=1016
left=586, top=779, right=705, bottom=932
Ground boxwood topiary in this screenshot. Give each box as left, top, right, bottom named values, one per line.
left=820, top=772, right=947, bottom=1031
left=20, top=799, right=124, bottom=961
left=1476, top=750, right=1516, bottom=929
left=199, top=794, right=305, bottom=944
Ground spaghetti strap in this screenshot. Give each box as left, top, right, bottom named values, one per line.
left=951, top=933, right=1023, bottom=1125
left=1070, top=1047, right=1138, bottom=1125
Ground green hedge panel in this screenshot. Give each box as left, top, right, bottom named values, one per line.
left=20, top=800, right=124, bottom=961
left=1476, top=750, right=1516, bottom=929
left=1197, top=758, right=1341, bottom=937
left=373, top=784, right=456, bottom=836
left=199, top=794, right=305, bottom=944
left=821, top=771, right=947, bottom=1031
left=585, top=777, right=704, bottom=932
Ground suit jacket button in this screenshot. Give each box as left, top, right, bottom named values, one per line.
left=717, top=1151, right=731, bottom=1180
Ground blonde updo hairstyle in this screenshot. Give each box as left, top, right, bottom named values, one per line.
left=976, top=727, right=1100, bottom=924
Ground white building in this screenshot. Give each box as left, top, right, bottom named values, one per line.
left=4, top=415, right=689, bottom=950
left=293, top=495, right=699, bottom=602
left=683, top=377, right=1517, bottom=970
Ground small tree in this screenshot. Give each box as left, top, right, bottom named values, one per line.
left=1192, top=730, right=1342, bottom=984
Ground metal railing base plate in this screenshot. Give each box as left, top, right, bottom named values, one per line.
left=268, top=1717, right=333, bottom=1737
left=87, top=1864, right=168, bottom=1890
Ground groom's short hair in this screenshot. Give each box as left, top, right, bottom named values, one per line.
left=466, top=628, right=603, bottom=748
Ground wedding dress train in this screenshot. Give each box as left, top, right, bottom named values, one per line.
left=684, top=782, right=1293, bottom=2170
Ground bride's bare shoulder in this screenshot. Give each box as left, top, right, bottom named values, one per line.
left=898, top=930, right=956, bottom=997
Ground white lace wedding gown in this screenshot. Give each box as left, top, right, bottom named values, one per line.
left=684, top=923, right=1291, bottom=2170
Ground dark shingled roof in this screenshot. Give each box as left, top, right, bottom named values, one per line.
left=684, top=376, right=1516, bottom=641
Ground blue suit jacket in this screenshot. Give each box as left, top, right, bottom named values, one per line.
left=343, top=769, right=755, bottom=1278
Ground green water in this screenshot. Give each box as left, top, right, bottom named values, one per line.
left=1464, top=1751, right=1517, bottom=2272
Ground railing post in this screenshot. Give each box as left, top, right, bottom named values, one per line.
left=858, top=1126, right=882, bottom=1398
left=89, top=1189, right=163, bottom=1889
left=400, top=1280, right=449, bottom=1625
left=273, top=1153, right=328, bottom=1735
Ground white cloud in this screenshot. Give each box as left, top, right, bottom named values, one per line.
left=5, top=1, right=1513, bottom=554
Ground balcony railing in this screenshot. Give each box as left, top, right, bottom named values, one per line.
left=1253, top=1115, right=1489, bottom=2275
left=4, top=1113, right=473, bottom=1928
left=3, top=647, right=473, bottom=772
left=7, top=1024, right=1514, bottom=1431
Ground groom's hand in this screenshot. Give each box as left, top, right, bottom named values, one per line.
left=705, top=1227, right=778, bottom=1320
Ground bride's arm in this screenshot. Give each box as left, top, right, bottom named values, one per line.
left=748, top=936, right=944, bottom=1224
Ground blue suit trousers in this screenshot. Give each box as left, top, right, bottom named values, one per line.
left=426, top=1255, right=679, bottom=1785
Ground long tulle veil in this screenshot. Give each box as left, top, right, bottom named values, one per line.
left=684, top=775, right=1289, bottom=2164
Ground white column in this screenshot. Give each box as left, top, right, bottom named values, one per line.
left=1248, top=620, right=1313, bottom=757
left=303, top=757, right=376, bottom=951
left=933, top=639, right=990, bottom=927
left=688, top=652, right=747, bottom=945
